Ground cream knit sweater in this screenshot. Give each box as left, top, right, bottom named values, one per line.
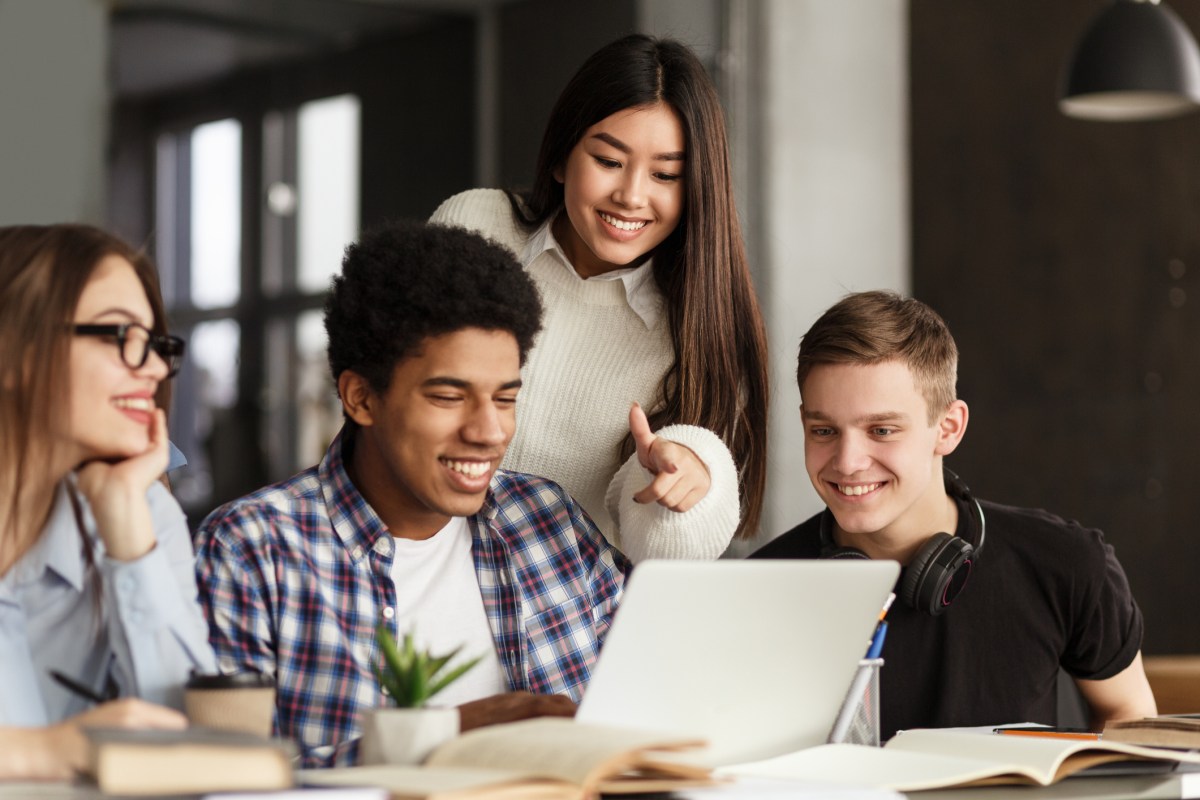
left=430, top=189, right=740, bottom=561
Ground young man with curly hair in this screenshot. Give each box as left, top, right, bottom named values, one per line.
left=194, top=221, right=628, bottom=767
left=752, top=291, right=1156, bottom=739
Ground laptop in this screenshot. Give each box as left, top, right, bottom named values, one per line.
left=576, top=559, right=900, bottom=766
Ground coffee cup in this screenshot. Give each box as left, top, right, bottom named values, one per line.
left=184, top=671, right=276, bottom=737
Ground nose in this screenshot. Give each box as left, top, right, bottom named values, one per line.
left=463, top=400, right=510, bottom=448
left=830, top=433, right=871, bottom=476
left=138, top=348, right=170, bottom=382
left=613, top=169, right=647, bottom=209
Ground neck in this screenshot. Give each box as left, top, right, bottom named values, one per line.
left=345, top=429, right=449, bottom=541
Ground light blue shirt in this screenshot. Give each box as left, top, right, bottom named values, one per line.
left=166, top=441, right=187, bottom=472
left=0, top=479, right=215, bottom=726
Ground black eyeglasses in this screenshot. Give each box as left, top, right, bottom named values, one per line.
left=71, top=323, right=186, bottom=378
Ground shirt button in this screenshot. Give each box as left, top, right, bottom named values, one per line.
left=382, top=607, right=395, bottom=620
left=352, top=546, right=364, bottom=560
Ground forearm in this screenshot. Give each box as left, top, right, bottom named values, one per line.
left=91, top=484, right=157, bottom=561
left=0, top=725, right=80, bottom=781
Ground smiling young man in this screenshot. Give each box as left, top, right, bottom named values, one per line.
left=751, top=291, right=1156, bottom=739
left=194, top=222, right=628, bottom=767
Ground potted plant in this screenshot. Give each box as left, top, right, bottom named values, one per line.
left=358, top=624, right=483, bottom=765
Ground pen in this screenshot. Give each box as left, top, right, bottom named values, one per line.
left=50, top=669, right=108, bottom=705
left=866, top=621, right=889, bottom=660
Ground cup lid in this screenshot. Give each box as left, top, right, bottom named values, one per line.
left=186, top=670, right=275, bottom=690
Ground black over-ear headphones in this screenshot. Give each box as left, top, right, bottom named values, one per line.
left=818, top=469, right=986, bottom=616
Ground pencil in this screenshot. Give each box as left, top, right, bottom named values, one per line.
left=994, top=728, right=1102, bottom=741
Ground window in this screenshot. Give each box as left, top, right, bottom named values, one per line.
left=156, top=95, right=359, bottom=522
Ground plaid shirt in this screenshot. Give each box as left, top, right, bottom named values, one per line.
left=194, top=429, right=628, bottom=767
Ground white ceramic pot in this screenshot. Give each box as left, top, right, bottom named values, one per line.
left=357, top=706, right=460, bottom=765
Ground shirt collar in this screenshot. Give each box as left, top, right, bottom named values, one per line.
left=321, top=427, right=500, bottom=559
left=22, top=480, right=89, bottom=591
left=320, top=429, right=391, bottom=564
left=520, top=215, right=664, bottom=330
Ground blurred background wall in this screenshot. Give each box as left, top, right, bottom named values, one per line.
left=3, top=0, right=1196, bottom=654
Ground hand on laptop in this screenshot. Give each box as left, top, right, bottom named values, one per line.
left=458, top=692, right=576, bottom=732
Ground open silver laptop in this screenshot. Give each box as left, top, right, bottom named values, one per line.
left=577, top=559, right=900, bottom=766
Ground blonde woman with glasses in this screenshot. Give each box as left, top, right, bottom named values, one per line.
left=0, top=224, right=215, bottom=779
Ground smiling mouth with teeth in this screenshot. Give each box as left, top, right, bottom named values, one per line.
left=443, top=459, right=491, bottom=479
left=836, top=482, right=882, bottom=497
left=599, top=211, right=647, bottom=231
left=113, top=397, right=156, bottom=412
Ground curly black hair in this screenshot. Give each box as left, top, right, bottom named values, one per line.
left=324, top=220, right=543, bottom=392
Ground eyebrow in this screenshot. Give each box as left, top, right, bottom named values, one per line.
left=589, top=132, right=685, bottom=162
left=802, top=409, right=910, bottom=424
left=83, top=308, right=146, bottom=324
left=423, top=377, right=523, bottom=391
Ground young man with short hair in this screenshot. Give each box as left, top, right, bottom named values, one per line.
left=752, top=290, right=1156, bottom=738
left=195, top=221, right=628, bottom=767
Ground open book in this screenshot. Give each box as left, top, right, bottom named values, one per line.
left=85, top=726, right=296, bottom=795
left=1104, top=715, right=1200, bottom=749
left=302, top=718, right=712, bottom=800
left=718, top=728, right=1200, bottom=793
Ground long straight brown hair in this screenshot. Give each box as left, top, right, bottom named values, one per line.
left=508, top=34, right=770, bottom=540
left=0, top=224, right=170, bottom=572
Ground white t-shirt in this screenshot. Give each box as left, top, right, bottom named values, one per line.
left=387, top=517, right=508, bottom=707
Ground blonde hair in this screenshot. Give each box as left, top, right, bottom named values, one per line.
left=0, top=225, right=168, bottom=566
left=797, top=291, right=958, bottom=423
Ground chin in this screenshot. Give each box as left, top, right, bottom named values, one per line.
left=427, top=492, right=489, bottom=520
left=78, top=436, right=149, bottom=464
left=823, top=502, right=889, bottom=536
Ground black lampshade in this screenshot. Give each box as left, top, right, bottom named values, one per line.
left=1060, top=0, right=1200, bottom=121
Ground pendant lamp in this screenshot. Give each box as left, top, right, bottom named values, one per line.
left=1060, top=0, right=1200, bottom=121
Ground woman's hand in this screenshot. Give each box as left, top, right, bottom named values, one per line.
left=629, top=403, right=712, bottom=512
left=1, top=699, right=186, bottom=781
left=75, top=408, right=169, bottom=561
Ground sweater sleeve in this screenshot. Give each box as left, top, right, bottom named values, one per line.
left=603, top=424, right=740, bottom=562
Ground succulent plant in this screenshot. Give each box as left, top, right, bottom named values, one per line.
left=373, top=623, right=483, bottom=708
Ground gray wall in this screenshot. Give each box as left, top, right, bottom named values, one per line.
left=0, top=0, right=108, bottom=224
left=754, top=0, right=910, bottom=547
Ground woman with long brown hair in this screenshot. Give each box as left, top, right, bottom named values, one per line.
left=0, top=224, right=215, bottom=779
left=432, top=34, right=768, bottom=561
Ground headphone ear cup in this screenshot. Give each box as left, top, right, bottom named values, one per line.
left=897, top=532, right=975, bottom=616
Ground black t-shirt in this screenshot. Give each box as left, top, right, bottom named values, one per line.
left=750, top=497, right=1143, bottom=739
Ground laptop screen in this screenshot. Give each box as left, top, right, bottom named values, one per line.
left=577, top=559, right=899, bottom=765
